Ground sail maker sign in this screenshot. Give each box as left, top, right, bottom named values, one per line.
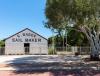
left=4, top=28, right=48, bottom=55
left=12, top=32, right=42, bottom=42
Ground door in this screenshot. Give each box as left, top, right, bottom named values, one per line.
left=24, top=43, right=30, bottom=54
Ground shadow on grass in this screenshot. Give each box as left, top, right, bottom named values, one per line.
left=5, top=56, right=100, bottom=76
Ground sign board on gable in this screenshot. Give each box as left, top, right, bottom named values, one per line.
left=4, top=28, right=47, bottom=43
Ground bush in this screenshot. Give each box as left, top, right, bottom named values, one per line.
left=48, top=48, right=57, bottom=55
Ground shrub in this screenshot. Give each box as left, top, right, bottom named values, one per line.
left=48, top=48, right=57, bottom=55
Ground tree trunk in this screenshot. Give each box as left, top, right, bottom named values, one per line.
left=89, top=34, right=100, bottom=61
left=79, top=26, right=100, bottom=61
left=90, top=51, right=99, bottom=61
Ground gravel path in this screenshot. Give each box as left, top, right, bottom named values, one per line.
left=0, top=55, right=99, bottom=76
left=0, top=55, right=81, bottom=64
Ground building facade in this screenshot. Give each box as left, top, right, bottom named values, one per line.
left=4, top=28, right=48, bottom=55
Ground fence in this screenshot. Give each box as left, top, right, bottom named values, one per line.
left=49, top=46, right=91, bottom=55
left=0, top=46, right=91, bottom=55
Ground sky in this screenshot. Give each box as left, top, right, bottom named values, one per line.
left=0, top=0, right=52, bottom=39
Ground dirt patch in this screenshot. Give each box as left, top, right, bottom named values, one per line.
left=0, top=64, right=10, bottom=68
left=0, top=71, right=53, bottom=76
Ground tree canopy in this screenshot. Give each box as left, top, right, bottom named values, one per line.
left=45, top=0, right=100, bottom=28
left=45, top=0, right=100, bottom=44
left=45, top=0, right=100, bottom=60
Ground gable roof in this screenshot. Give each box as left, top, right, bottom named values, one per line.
left=4, top=28, right=48, bottom=41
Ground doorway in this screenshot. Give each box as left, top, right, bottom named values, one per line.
left=24, top=43, right=30, bottom=54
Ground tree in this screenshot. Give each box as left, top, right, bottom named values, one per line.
left=45, top=0, right=100, bottom=60
left=45, top=0, right=71, bottom=51
left=48, top=35, right=66, bottom=47
left=0, top=40, right=5, bottom=47
left=67, top=28, right=89, bottom=46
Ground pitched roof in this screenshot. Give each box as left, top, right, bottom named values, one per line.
left=4, top=28, right=48, bottom=41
